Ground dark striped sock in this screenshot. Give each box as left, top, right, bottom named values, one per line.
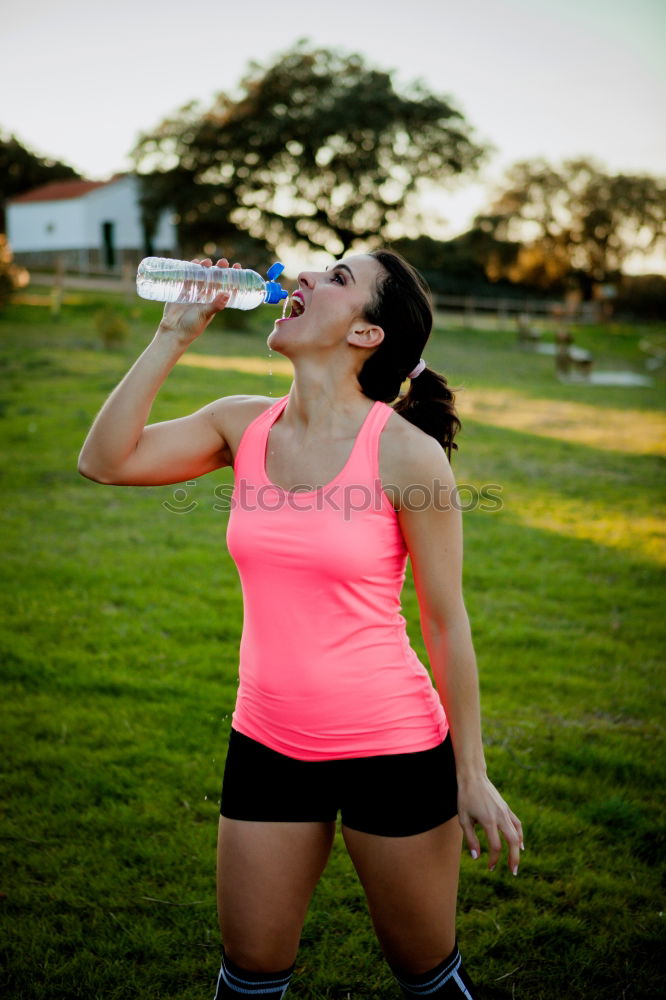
left=393, top=941, right=478, bottom=998
left=214, top=950, right=294, bottom=998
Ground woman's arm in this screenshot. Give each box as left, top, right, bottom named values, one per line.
left=393, top=429, right=524, bottom=874
left=78, top=258, right=235, bottom=486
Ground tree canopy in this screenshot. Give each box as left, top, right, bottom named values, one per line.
left=391, top=231, right=522, bottom=298
left=0, top=132, right=80, bottom=232
left=132, top=41, right=488, bottom=259
left=474, top=158, right=666, bottom=292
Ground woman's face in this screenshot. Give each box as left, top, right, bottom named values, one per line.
left=267, top=253, right=384, bottom=357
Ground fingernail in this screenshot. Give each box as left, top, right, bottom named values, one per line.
left=513, top=865, right=519, bottom=876
left=489, top=864, right=496, bottom=872
left=520, top=842, right=525, bottom=851
left=470, top=849, right=478, bottom=860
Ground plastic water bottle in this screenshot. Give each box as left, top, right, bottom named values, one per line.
left=136, top=258, right=288, bottom=310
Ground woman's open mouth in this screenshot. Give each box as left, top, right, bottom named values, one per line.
left=279, top=290, right=306, bottom=321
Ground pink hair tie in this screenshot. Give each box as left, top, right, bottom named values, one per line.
left=408, top=358, right=426, bottom=379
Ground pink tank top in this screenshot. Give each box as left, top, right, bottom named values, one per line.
left=226, top=393, right=449, bottom=760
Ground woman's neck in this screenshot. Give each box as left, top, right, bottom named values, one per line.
left=283, top=365, right=371, bottom=436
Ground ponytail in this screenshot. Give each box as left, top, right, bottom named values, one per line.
left=358, top=249, right=462, bottom=461
left=394, top=366, right=461, bottom=462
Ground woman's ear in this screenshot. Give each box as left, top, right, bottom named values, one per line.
left=348, top=322, right=384, bottom=350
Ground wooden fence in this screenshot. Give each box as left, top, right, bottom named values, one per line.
left=432, top=294, right=600, bottom=329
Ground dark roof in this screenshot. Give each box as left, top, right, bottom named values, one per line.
left=9, top=175, right=127, bottom=204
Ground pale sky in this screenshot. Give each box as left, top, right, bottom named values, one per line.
left=2, top=0, right=665, bottom=268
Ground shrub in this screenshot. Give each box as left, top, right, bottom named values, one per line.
left=0, top=234, right=29, bottom=310
left=94, top=307, right=129, bottom=349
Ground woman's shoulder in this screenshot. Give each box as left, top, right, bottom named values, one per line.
left=380, top=407, right=454, bottom=498
left=207, top=394, right=280, bottom=462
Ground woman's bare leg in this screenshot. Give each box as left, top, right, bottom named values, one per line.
left=342, top=815, right=463, bottom=975
left=217, top=817, right=336, bottom=971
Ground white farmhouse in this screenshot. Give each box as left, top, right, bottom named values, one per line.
left=7, top=174, right=177, bottom=274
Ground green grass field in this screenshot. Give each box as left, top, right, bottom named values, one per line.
left=1, top=290, right=664, bottom=999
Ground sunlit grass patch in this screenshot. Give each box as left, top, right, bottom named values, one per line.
left=457, top=387, right=666, bottom=456
left=510, top=495, right=665, bottom=564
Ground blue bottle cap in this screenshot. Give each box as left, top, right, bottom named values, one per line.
left=264, top=262, right=288, bottom=304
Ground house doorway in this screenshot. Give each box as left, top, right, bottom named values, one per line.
left=102, top=221, right=116, bottom=269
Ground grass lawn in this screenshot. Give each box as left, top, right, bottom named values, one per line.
left=1, top=290, right=664, bottom=999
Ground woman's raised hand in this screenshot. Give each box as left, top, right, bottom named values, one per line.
left=457, top=774, right=524, bottom=876
left=157, top=257, right=242, bottom=345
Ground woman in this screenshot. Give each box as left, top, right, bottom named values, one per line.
left=79, top=249, right=524, bottom=999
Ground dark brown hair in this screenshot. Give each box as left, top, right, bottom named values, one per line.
left=358, top=248, right=462, bottom=460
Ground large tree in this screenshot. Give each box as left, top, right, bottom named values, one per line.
left=391, top=231, right=521, bottom=297
left=132, top=41, right=488, bottom=258
left=0, top=132, right=80, bottom=232
left=475, top=158, right=666, bottom=294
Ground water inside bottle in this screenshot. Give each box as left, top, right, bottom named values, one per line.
left=136, top=271, right=189, bottom=303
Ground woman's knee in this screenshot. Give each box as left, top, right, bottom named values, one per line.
left=222, top=942, right=298, bottom=975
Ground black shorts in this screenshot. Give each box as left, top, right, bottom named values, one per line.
left=220, top=728, right=458, bottom=837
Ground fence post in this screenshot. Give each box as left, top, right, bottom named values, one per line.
left=123, top=261, right=134, bottom=305
left=498, top=298, right=508, bottom=330
left=50, top=255, right=64, bottom=320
